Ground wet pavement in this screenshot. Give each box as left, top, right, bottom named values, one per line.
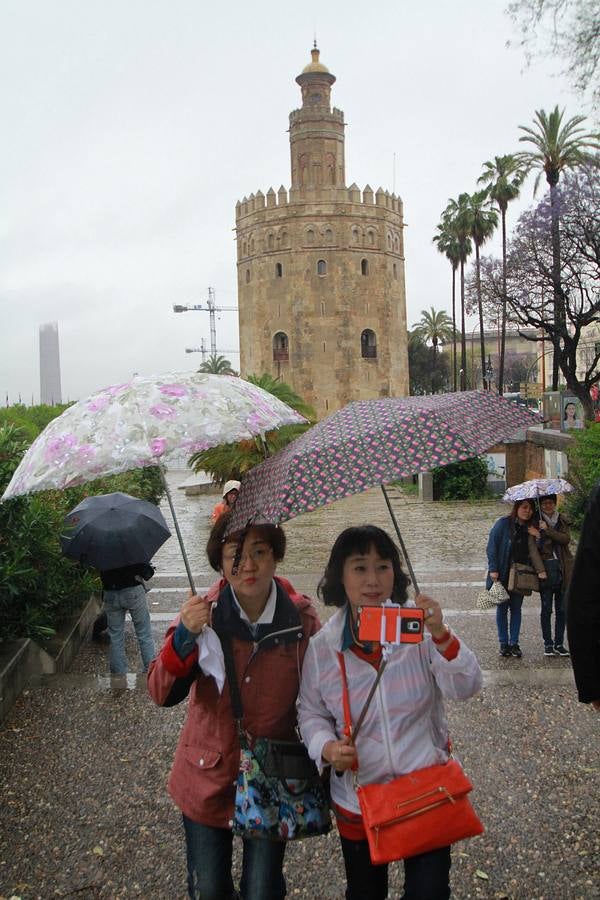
left=0, top=470, right=598, bottom=899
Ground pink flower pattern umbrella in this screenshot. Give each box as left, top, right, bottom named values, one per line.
left=228, top=391, right=540, bottom=592
left=1, top=372, right=306, bottom=593
left=2, top=372, right=305, bottom=501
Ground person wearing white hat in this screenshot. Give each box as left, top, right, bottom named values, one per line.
left=211, top=480, right=241, bottom=522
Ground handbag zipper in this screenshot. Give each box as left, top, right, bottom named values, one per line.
left=373, top=788, right=457, bottom=848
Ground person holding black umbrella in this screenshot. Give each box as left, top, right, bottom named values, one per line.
left=61, top=492, right=171, bottom=673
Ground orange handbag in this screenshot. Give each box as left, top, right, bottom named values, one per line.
left=338, top=652, right=484, bottom=864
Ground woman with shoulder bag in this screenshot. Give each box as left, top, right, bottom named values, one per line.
left=486, top=500, right=547, bottom=658
left=533, top=494, right=572, bottom=657
left=148, top=512, right=321, bottom=900
left=298, top=525, right=483, bottom=900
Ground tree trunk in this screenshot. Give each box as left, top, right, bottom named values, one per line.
left=498, top=207, right=507, bottom=395
left=452, top=267, right=457, bottom=392
left=460, top=261, right=467, bottom=391
left=549, top=180, right=563, bottom=391
left=475, top=243, right=487, bottom=391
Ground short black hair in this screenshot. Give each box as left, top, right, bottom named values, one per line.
left=206, top=511, right=286, bottom=572
left=318, top=525, right=410, bottom=607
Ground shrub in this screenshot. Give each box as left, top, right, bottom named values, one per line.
left=0, top=423, right=164, bottom=642
left=565, top=422, right=600, bottom=529
left=432, top=456, right=490, bottom=501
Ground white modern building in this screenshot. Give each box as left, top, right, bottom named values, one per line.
left=39, top=322, right=62, bottom=405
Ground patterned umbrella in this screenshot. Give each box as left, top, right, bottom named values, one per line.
left=502, top=478, right=574, bottom=503
left=1, top=372, right=305, bottom=593
left=228, top=391, right=539, bottom=592
left=1, top=372, right=305, bottom=501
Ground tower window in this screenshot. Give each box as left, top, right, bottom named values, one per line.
left=367, top=230, right=375, bottom=246
left=325, top=227, right=333, bottom=244
left=273, top=331, right=289, bottom=362
left=361, top=258, right=369, bottom=276
left=306, top=228, right=315, bottom=245
left=245, top=269, right=251, bottom=283
left=351, top=226, right=360, bottom=244
left=393, top=263, right=398, bottom=280
left=317, top=259, right=327, bottom=276
left=361, top=329, right=377, bottom=359
left=280, top=230, right=289, bottom=248
left=275, top=262, right=283, bottom=278
left=268, top=232, right=275, bottom=251
left=320, top=301, right=325, bottom=317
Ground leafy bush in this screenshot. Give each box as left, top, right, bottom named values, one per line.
left=432, top=456, right=490, bottom=500
left=0, top=422, right=164, bottom=642
left=565, top=422, right=600, bottom=528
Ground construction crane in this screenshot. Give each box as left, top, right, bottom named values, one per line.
left=185, top=338, right=240, bottom=363
left=173, top=287, right=238, bottom=355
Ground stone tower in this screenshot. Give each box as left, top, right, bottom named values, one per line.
left=235, top=47, right=409, bottom=417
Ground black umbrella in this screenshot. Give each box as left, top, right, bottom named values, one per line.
left=60, top=492, right=171, bottom=571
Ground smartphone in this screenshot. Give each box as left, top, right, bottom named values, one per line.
left=357, top=604, right=424, bottom=644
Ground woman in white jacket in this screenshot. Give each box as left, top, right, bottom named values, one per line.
left=298, top=525, right=483, bottom=900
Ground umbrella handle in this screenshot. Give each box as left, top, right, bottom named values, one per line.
left=380, top=484, right=420, bottom=596
left=159, top=467, right=197, bottom=595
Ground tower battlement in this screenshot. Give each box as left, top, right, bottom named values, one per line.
left=235, top=185, right=403, bottom=221
left=288, top=106, right=345, bottom=126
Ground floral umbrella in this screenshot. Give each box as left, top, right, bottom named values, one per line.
left=502, top=478, right=574, bottom=503
left=1, top=372, right=305, bottom=591
left=228, top=391, right=539, bottom=592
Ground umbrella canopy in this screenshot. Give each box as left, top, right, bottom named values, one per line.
left=228, top=391, right=539, bottom=531
left=60, top=492, right=171, bottom=570
left=1, top=372, right=306, bottom=501
left=502, top=478, right=574, bottom=504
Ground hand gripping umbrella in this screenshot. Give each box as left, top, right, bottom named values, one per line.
left=227, top=391, right=540, bottom=594
left=1, top=372, right=306, bottom=593
left=61, top=492, right=171, bottom=570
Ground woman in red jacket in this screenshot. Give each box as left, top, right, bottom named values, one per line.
left=148, top=512, right=320, bottom=900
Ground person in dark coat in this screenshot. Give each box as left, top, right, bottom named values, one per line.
left=486, top=499, right=546, bottom=658
left=566, top=481, right=600, bottom=710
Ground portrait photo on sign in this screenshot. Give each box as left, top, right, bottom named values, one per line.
left=561, top=396, right=584, bottom=431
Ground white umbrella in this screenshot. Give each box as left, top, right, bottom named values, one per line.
left=1, top=371, right=306, bottom=591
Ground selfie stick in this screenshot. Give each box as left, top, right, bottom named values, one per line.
left=380, top=484, right=420, bottom=595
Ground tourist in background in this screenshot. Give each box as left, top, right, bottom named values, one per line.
left=533, top=493, right=572, bottom=657
left=211, top=479, right=241, bottom=522
left=486, top=500, right=546, bottom=658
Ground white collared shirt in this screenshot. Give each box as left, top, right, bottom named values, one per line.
left=230, top=580, right=277, bottom=635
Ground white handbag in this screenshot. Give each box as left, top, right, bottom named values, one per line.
left=476, top=580, right=509, bottom=609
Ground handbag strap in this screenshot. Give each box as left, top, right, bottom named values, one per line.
left=221, top=631, right=244, bottom=728
left=337, top=650, right=387, bottom=743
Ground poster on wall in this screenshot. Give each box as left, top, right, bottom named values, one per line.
left=561, top=395, right=585, bottom=431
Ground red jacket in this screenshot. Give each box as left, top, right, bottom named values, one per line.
left=147, top=576, right=320, bottom=827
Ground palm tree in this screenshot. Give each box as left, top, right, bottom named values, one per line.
left=197, top=353, right=237, bottom=375
left=478, top=155, right=526, bottom=394
left=517, top=106, right=600, bottom=389
left=433, top=224, right=461, bottom=390
left=462, top=191, right=498, bottom=390
left=439, top=196, right=473, bottom=390
left=412, top=307, right=453, bottom=393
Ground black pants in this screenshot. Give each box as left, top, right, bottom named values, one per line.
left=340, top=837, right=451, bottom=900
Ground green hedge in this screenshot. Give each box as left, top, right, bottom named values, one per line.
left=565, top=422, right=600, bottom=529
left=431, top=456, right=491, bottom=501
left=0, top=414, right=164, bottom=642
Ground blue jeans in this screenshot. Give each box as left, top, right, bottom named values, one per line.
left=182, top=816, right=286, bottom=900
left=496, top=592, right=524, bottom=646
left=104, top=584, right=155, bottom=674
left=339, top=836, right=451, bottom=900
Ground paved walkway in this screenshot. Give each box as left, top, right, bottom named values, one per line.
left=0, top=474, right=598, bottom=899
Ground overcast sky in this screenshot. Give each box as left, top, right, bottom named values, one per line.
left=0, top=0, right=581, bottom=404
